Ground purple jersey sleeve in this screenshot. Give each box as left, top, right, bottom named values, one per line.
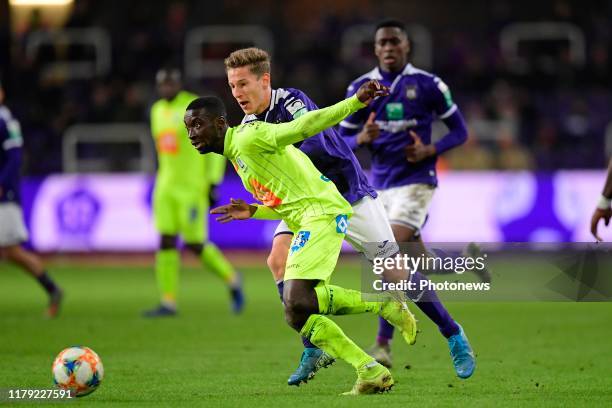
left=423, top=75, right=468, bottom=155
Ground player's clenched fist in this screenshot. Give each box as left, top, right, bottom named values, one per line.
left=356, top=80, right=389, bottom=105
left=357, top=112, right=380, bottom=146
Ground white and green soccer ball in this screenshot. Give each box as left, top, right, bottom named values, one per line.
left=52, top=346, right=104, bottom=397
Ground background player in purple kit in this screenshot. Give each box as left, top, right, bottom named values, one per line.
left=224, top=47, right=475, bottom=383
left=339, top=20, right=476, bottom=374
left=0, top=80, right=63, bottom=318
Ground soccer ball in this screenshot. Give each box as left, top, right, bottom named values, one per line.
left=52, top=346, right=104, bottom=397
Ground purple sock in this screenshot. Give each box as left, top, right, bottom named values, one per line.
left=276, top=281, right=284, bottom=303
left=407, top=271, right=460, bottom=338
left=302, top=336, right=317, bottom=348
left=36, top=272, right=58, bottom=295
left=377, top=316, right=394, bottom=345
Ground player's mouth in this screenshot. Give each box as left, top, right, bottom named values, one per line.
left=383, top=55, right=397, bottom=64
left=238, top=100, right=249, bottom=110
left=190, top=137, right=203, bottom=150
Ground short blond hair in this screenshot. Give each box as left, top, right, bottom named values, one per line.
left=224, top=47, right=271, bottom=77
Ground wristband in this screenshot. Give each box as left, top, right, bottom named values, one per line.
left=597, top=195, right=612, bottom=210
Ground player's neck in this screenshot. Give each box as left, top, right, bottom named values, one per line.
left=254, top=89, right=272, bottom=115
left=379, top=64, right=405, bottom=81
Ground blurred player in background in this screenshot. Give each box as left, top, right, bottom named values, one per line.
left=223, top=48, right=474, bottom=383
left=339, top=20, right=477, bottom=373
left=591, top=159, right=612, bottom=241
left=0, top=80, right=63, bottom=317
left=143, top=68, right=244, bottom=317
left=185, top=81, right=418, bottom=395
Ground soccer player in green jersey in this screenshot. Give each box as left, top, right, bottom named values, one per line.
left=184, top=80, right=417, bottom=395
left=143, top=68, right=244, bottom=317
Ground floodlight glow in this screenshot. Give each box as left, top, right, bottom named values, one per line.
left=10, top=0, right=73, bottom=6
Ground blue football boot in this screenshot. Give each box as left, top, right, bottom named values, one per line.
left=287, top=348, right=335, bottom=386
left=448, top=324, right=476, bottom=379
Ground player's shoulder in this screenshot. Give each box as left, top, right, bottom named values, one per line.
left=234, top=120, right=266, bottom=138
left=272, top=87, right=312, bottom=107
left=231, top=121, right=270, bottom=150
left=347, top=67, right=383, bottom=93
left=400, top=64, right=447, bottom=88
left=150, top=98, right=165, bottom=112
left=0, top=105, right=14, bottom=123
left=180, top=90, right=198, bottom=102
left=271, top=87, right=313, bottom=117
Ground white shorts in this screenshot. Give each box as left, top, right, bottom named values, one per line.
left=377, top=183, right=435, bottom=232
left=274, top=195, right=399, bottom=260
left=0, top=202, right=29, bottom=247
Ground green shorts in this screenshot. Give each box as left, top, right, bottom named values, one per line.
left=153, top=187, right=208, bottom=243
left=284, top=214, right=350, bottom=282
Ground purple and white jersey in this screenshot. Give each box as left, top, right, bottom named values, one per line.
left=0, top=105, right=23, bottom=204
left=340, top=64, right=465, bottom=190
left=242, top=87, right=377, bottom=204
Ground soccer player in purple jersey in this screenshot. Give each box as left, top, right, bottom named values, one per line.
left=223, top=47, right=473, bottom=382
left=0, top=80, right=63, bottom=318
left=339, top=20, right=476, bottom=378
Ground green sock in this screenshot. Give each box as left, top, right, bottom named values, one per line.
left=300, top=314, right=374, bottom=370
left=314, top=283, right=383, bottom=315
left=201, top=243, right=234, bottom=284
left=155, top=249, right=180, bottom=304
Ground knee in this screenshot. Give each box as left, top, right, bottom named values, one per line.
left=185, top=243, right=203, bottom=255
left=266, top=252, right=286, bottom=281
left=160, top=235, right=177, bottom=250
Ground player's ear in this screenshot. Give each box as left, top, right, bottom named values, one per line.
left=261, top=72, right=271, bottom=88
left=215, top=115, right=228, bottom=129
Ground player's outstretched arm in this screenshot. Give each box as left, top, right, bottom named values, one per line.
left=591, top=160, right=612, bottom=241
left=269, top=80, right=389, bottom=148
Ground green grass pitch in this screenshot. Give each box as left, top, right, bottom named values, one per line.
left=1, top=257, right=611, bottom=407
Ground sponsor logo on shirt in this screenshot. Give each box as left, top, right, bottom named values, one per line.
left=290, top=231, right=311, bottom=255
left=157, top=131, right=178, bottom=154
left=236, top=157, right=247, bottom=171
left=249, top=178, right=282, bottom=207
left=385, top=103, right=405, bottom=121
left=376, top=119, right=418, bottom=133
left=336, top=214, right=349, bottom=233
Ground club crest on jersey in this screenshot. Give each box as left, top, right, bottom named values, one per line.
left=290, top=231, right=311, bottom=255
left=336, top=214, right=349, bottom=233
left=406, top=85, right=418, bottom=100
left=236, top=157, right=247, bottom=171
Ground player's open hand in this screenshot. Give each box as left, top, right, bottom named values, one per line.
left=210, top=198, right=256, bottom=223
left=405, top=130, right=436, bottom=163
left=356, top=80, right=389, bottom=105
left=590, top=207, right=612, bottom=241
left=357, top=112, right=380, bottom=145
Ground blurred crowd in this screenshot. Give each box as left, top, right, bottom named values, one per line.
left=1, top=0, right=611, bottom=175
